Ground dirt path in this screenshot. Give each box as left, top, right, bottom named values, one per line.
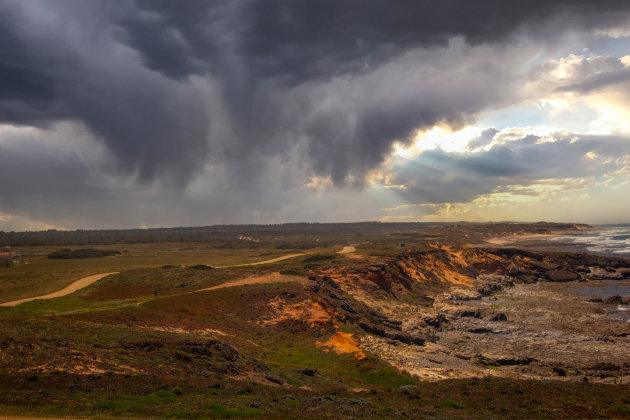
left=133, top=272, right=310, bottom=307
left=338, top=245, right=362, bottom=259
left=338, top=246, right=356, bottom=254
left=196, top=272, right=309, bottom=292
left=0, top=272, right=118, bottom=307
left=218, top=253, right=308, bottom=268
left=0, top=253, right=307, bottom=308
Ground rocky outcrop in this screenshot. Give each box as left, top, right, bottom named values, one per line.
left=545, top=269, right=579, bottom=282
left=358, top=322, right=426, bottom=346
left=354, top=247, right=630, bottom=298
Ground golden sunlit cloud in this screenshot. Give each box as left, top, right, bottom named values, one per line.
left=305, top=176, right=333, bottom=191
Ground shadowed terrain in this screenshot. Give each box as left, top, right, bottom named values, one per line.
left=0, top=222, right=628, bottom=419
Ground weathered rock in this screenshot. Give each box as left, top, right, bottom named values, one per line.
left=531, top=260, right=560, bottom=270
left=477, top=355, right=534, bottom=366
left=383, top=319, right=403, bottom=330
left=602, top=295, right=623, bottom=305
left=455, top=309, right=482, bottom=318
left=490, top=312, right=508, bottom=322
left=588, top=297, right=603, bottom=303
left=545, top=269, right=579, bottom=282
left=552, top=366, right=567, bottom=376
left=358, top=322, right=425, bottom=345
left=299, top=367, right=316, bottom=376
left=265, top=374, right=286, bottom=385
left=424, top=314, right=448, bottom=329
left=590, top=362, right=619, bottom=371
left=516, top=274, right=538, bottom=284
left=468, top=327, right=495, bottom=334
left=340, top=302, right=356, bottom=314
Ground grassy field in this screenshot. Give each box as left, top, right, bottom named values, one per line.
left=0, top=243, right=326, bottom=303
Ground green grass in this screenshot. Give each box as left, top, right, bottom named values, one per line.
left=441, top=399, right=466, bottom=409
left=0, top=244, right=321, bottom=303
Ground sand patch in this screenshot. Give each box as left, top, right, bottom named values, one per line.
left=485, top=233, right=557, bottom=245
left=197, top=272, right=308, bottom=292
left=219, top=253, right=308, bottom=268
left=317, top=331, right=366, bottom=360
left=338, top=245, right=362, bottom=259
left=0, top=272, right=118, bottom=307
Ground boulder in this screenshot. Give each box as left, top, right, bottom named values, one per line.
left=424, top=314, right=448, bottom=329
left=545, top=269, right=579, bottom=282
left=603, top=295, right=623, bottom=305
left=299, top=367, right=316, bottom=376
left=490, top=312, right=508, bottom=322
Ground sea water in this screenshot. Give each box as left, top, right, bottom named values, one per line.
left=574, top=280, right=630, bottom=323
left=548, top=224, right=630, bottom=322
left=547, top=224, right=630, bottom=257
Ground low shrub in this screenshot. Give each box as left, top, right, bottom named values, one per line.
left=47, top=248, right=121, bottom=259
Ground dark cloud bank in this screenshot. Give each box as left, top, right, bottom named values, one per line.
left=1, top=1, right=629, bottom=227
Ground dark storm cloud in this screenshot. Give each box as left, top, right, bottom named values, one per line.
left=1, top=0, right=630, bottom=192
left=387, top=132, right=630, bottom=205
left=121, top=0, right=630, bottom=83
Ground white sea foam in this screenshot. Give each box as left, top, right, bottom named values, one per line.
left=550, top=225, right=630, bottom=256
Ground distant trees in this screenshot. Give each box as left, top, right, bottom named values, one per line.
left=0, top=222, right=589, bottom=247
left=47, top=249, right=121, bottom=259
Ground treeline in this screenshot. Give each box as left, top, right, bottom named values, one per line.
left=47, top=249, right=122, bottom=259
left=0, top=222, right=588, bottom=247
left=0, top=222, right=447, bottom=246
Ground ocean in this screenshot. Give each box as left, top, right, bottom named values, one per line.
left=546, top=224, right=630, bottom=257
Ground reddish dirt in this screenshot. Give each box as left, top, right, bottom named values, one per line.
left=264, top=296, right=334, bottom=327
left=317, top=331, right=367, bottom=360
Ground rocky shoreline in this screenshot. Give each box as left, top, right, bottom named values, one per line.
left=321, top=247, right=630, bottom=384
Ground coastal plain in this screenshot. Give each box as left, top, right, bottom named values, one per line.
left=0, top=222, right=628, bottom=419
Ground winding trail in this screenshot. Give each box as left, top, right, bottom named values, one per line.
left=0, top=272, right=118, bottom=307
left=217, top=253, right=308, bottom=268
left=0, top=252, right=309, bottom=308
left=196, top=272, right=309, bottom=292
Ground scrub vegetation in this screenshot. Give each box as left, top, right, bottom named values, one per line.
left=0, top=222, right=627, bottom=419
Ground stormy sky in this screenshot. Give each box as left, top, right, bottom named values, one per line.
left=1, top=0, right=630, bottom=230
